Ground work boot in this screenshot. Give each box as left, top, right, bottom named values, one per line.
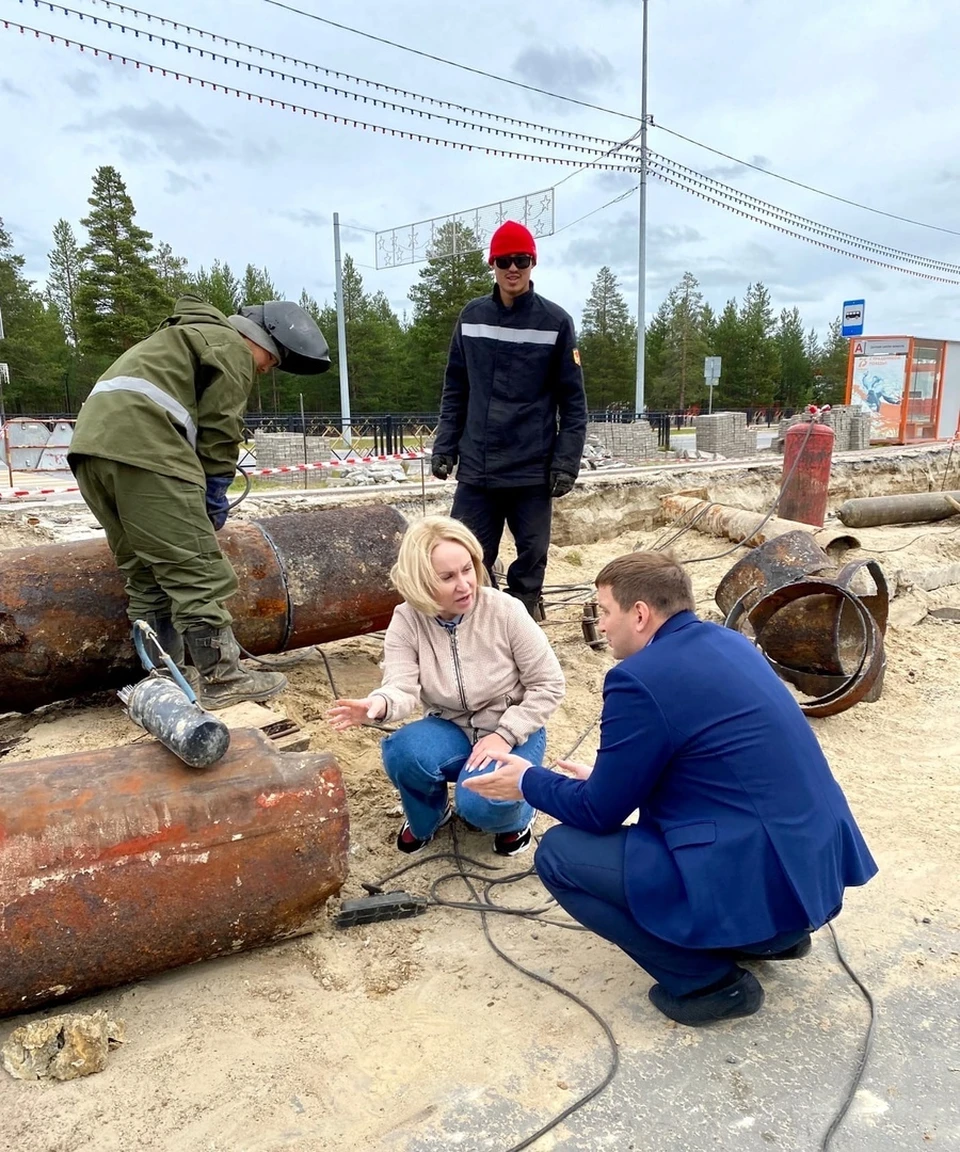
left=136, top=614, right=200, bottom=695
left=183, top=624, right=287, bottom=710
left=509, top=590, right=546, bottom=622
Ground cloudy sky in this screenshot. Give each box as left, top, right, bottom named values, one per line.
left=3, top=0, right=960, bottom=343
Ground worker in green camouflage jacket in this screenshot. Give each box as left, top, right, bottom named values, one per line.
left=68, top=295, right=331, bottom=709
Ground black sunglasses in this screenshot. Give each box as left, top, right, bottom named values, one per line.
left=494, top=254, right=533, bottom=270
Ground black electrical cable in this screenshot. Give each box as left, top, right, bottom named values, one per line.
left=446, top=820, right=620, bottom=1152
left=819, top=922, right=877, bottom=1151
left=226, top=463, right=252, bottom=510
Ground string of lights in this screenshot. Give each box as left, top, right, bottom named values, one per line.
left=0, top=19, right=643, bottom=171
left=646, top=153, right=960, bottom=276
left=648, top=167, right=960, bottom=285
left=22, top=0, right=633, bottom=147
left=652, top=122, right=960, bottom=240
left=19, top=1, right=960, bottom=275
left=253, top=0, right=960, bottom=241
left=4, top=14, right=959, bottom=285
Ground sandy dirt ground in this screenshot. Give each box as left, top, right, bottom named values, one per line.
left=1, top=492, right=959, bottom=1151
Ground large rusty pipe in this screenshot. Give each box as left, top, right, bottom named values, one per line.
left=0, top=505, right=406, bottom=713
left=836, top=491, right=960, bottom=528
left=660, top=495, right=825, bottom=548
left=0, top=729, right=348, bottom=1017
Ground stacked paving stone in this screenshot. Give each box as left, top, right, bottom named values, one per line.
left=776, top=406, right=871, bottom=452
left=694, top=412, right=758, bottom=458
left=254, top=433, right=332, bottom=469
left=584, top=420, right=659, bottom=462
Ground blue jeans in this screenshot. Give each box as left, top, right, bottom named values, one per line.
left=536, top=825, right=810, bottom=997
left=381, top=715, right=543, bottom=838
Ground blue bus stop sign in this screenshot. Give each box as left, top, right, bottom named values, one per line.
left=842, top=300, right=865, bottom=338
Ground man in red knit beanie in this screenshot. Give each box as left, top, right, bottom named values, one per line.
left=431, top=220, right=587, bottom=617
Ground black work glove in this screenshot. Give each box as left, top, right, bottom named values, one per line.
left=549, top=470, right=576, bottom=498
left=431, top=453, right=456, bottom=481
left=205, top=474, right=232, bottom=531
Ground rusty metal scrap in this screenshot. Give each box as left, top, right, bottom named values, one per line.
left=0, top=505, right=407, bottom=713
left=717, top=534, right=889, bottom=717
left=0, top=729, right=348, bottom=1017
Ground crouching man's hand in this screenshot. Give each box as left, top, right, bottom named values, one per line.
left=461, top=753, right=532, bottom=802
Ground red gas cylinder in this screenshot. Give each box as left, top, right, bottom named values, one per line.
left=778, top=417, right=835, bottom=528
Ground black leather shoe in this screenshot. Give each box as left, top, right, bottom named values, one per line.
left=649, top=969, right=764, bottom=1026
left=732, top=933, right=812, bottom=962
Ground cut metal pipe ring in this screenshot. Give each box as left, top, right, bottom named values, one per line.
left=724, top=580, right=885, bottom=718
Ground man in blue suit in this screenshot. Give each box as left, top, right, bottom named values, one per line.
left=463, top=551, right=877, bottom=1026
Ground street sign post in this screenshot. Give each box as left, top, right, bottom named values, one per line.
left=704, top=356, right=721, bottom=415
left=841, top=299, right=865, bottom=338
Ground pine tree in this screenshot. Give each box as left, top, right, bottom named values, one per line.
left=579, top=266, right=636, bottom=410
left=76, top=166, right=168, bottom=356
left=711, top=298, right=746, bottom=409
left=407, top=222, right=492, bottom=408
left=643, top=300, right=670, bottom=410
left=776, top=306, right=811, bottom=407
left=0, top=218, right=70, bottom=413
left=241, top=264, right=279, bottom=305
left=152, top=241, right=190, bottom=302
left=191, top=260, right=240, bottom=316
left=818, top=318, right=850, bottom=405
left=734, top=283, right=779, bottom=408
left=46, top=219, right=84, bottom=349
left=653, top=272, right=710, bottom=411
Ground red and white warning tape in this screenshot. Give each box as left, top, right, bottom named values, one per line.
left=0, top=451, right=426, bottom=501
left=244, top=450, right=425, bottom=477
left=0, top=484, right=81, bottom=500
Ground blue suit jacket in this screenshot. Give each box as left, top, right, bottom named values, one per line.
left=522, top=611, right=877, bottom=949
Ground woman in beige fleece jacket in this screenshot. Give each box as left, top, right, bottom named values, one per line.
left=328, top=516, right=565, bottom=857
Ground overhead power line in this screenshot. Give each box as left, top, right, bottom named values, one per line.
left=23, top=3, right=960, bottom=276
left=24, top=2, right=641, bottom=156
left=6, top=16, right=960, bottom=286
left=255, top=0, right=960, bottom=240
left=1, top=20, right=643, bottom=172
left=647, top=153, right=960, bottom=276
left=653, top=122, right=960, bottom=240
left=257, top=0, right=641, bottom=122
left=40, top=0, right=622, bottom=145
left=647, top=167, right=960, bottom=285
left=32, top=0, right=960, bottom=244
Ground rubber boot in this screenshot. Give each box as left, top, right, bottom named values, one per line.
left=137, top=614, right=201, bottom=695
left=183, top=624, right=287, bottom=710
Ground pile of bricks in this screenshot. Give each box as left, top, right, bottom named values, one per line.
left=776, top=406, right=870, bottom=452
left=254, top=433, right=332, bottom=469
left=693, top=412, right=758, bottom=458
left=584, top=420, right=659, bottom=462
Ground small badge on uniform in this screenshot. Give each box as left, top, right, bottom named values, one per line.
left=573, top=348, right=581, bottom=366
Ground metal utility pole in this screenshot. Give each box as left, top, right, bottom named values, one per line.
left=332, top=212, right=353, bottom=446
left=634, top=0, right=650, bottom=417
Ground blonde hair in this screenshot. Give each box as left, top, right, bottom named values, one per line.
left=391, top=516, right=489, bottom=616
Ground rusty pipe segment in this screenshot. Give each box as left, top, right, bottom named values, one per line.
left=736, top=580, right=885, bottom=717
left=0, top=505, right=407, bottom=713
left=837, top=491, right=960, bottom=529
left=719, top=535, right=889, bottom=716
left=714, top=531, right=834, bottom=618
left=0, top=729, right=349, bottom=1017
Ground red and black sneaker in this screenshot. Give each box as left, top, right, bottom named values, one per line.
left=396, top=806, right=452, bottom=855
left=493, top=821, right=534, bottom=858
